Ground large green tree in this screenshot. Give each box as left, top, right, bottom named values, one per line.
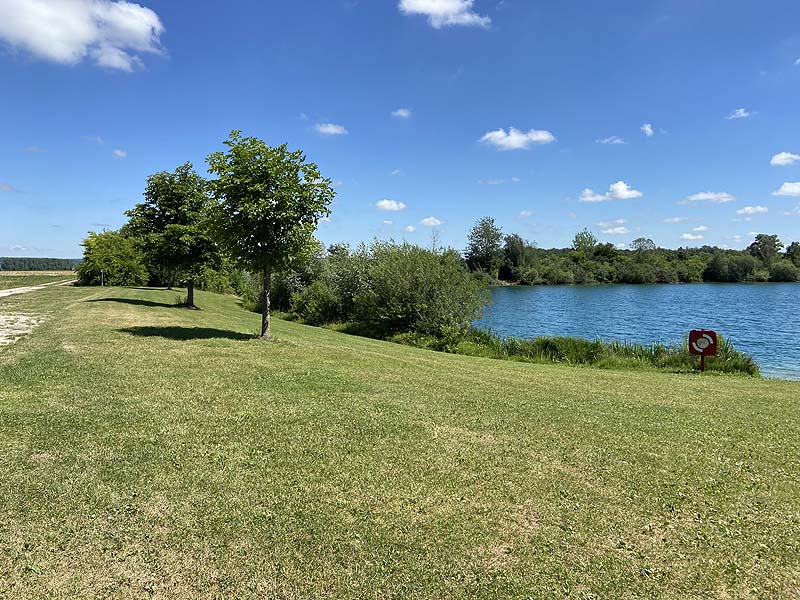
left=206, top=131, right=335, bottom=338
left=125, top=163, right=217, bottom=308
left=465, top=216, right=503, bottom=276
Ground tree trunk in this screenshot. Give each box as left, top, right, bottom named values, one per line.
left=260, top=267, right=272, bottom=339
left=186, top=279, right=194, bottom=308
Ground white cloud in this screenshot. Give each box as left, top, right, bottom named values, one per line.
left=478, top=177, right=520, bottom=185
left=391, top=107, right=412, bottom=119
left=681, top=233, right=704, bottom=241
left=736, top=206, right=768, bottom=215
left=376, top=199, right=407, bottom=211
left=782, top=206, right=800, bottom=216
left=680, top=191, right=735, bottom=204
left=382, top=220, right=393, bottom=225
left=693, top=225, right=709, bottom=231
left=519, top=210, right=533, bottom=218
left=299, top=112, right=309, bottom=120
left=85, top=135, right=104, bottom=144
left=596, top=136, right=627, bottom=145
left=601, top=226, right=629, bottom=235
left=596, top=218, right=626, bottom=228
left=1, top=183, right=19, bottom=193
left=773, top=182, right=800, bottom=197
left=616, top=242, right=626, bottom=249
left=795, top=58, right=800, bottom=66
left=420, top=216, right=443, bottom=226
left=398, top=0, right=490, bottom=28
left=770, top=152, right=800, bottom=166
left=480, top=127, right=555, bottom=151
left=391, top=169, right=403, bottom=176
left=404, top=225, right=416, bottom=233
left=0, top=0, right=165, bottom=72
left=641, top=123, right=654, bottom=137
left=580, top=180, right=643, bottom=203
left=112, top=148, right=127, bottom=158
left=315, top=123, right=348, bottom=136
left=663, top=217, right=688, bottom=223
left=725, top=108, right=752, bottom=120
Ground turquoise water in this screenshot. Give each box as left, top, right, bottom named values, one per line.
left=475, top=283, right=800, bottom=380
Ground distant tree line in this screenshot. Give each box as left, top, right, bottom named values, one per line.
left=464, top=217, right=800, bottom=285
left=0, top=257, right=80, bottom=271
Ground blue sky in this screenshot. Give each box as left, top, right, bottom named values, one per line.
left=1, top=0, right=800, bottom=258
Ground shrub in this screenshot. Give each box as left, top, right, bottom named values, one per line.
left=769, top=260, right=800, bottom=282
left=291, top=280, right=340, bottom=325
left=352, top=243, right=490, bottom=337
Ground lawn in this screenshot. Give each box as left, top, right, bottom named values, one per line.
left=0, top=271, right=75, bottom=290
left=1, top=286, right=798, bottom=599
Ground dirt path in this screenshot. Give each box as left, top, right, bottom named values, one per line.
left=0, top=279, right=75, bottom=299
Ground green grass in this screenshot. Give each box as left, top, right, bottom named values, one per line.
left=0, top=271, right=75, bottom=290
left=1, top=286, right=799, bottom=598
left=390, top=328, right=760, bottom=377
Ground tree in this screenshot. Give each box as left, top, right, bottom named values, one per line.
left=465, top=216, right=503, bottom=276
left=630, top=237, right=656, bottom=252
left=206, top=131, right=334, bottom=339
left=125, top=163, right=217, bottom=308
left=787, top=241, right=800, bottom=267
left=748, top=234, right=783, bottom=266
left=572, top=228, right=597, bottom=253
left=76, top=231, right=148, bottom=286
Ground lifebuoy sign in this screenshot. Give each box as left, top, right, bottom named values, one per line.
left=689, top=329, right=718, bottom=372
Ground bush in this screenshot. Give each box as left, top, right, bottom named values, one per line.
left=769, top=260, right=799, bottom=282
left=291, top=280, right=340, bottom=325
left=76, top=231, right=148, bottom=287
left=352, top=243, right=490, bottom=337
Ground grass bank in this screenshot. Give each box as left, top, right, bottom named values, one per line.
left=1, top=286, right=798, bottom=598
left=389, top=328, right=760, bottom=376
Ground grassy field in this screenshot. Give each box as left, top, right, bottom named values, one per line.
left=1, top=286, right=798, bottom=599
left=0, top=271, right=75, bottom=290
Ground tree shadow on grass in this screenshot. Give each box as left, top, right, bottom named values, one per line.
left=88, top=298, right=184, bottom=309
left=119, top=326, right=254, bottom=341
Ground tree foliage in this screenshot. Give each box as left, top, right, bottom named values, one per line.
left=465, top=216, right=503, bottom=276
left=206, top=131, right=335, bottom=337
left=76, top=231, right=148, bottom=286
left=124, top=163, right=217, bottom=307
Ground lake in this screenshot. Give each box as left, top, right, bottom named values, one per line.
left=475, top=283, right=800, bottom=380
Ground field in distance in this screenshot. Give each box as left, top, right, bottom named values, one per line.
left=1, top=285, right=798, bottom=598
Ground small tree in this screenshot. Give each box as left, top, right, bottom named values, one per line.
left=572, top=228, right=597, bottom=253
left=76, top=230, right=148, bottom=286
left=206, top=131, right=334, bottom=339
left=125, top=163, right=217, bottom=308
left=465, top=216, right=503, bottom=276
left=748, top=234, right=783, bottom=266
left=630, top=237, right=656, bottom=252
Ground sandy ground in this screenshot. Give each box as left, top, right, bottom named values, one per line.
left=0, top=314, right=44, bottom=346
left=0, top=280, right=70, bottom=344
